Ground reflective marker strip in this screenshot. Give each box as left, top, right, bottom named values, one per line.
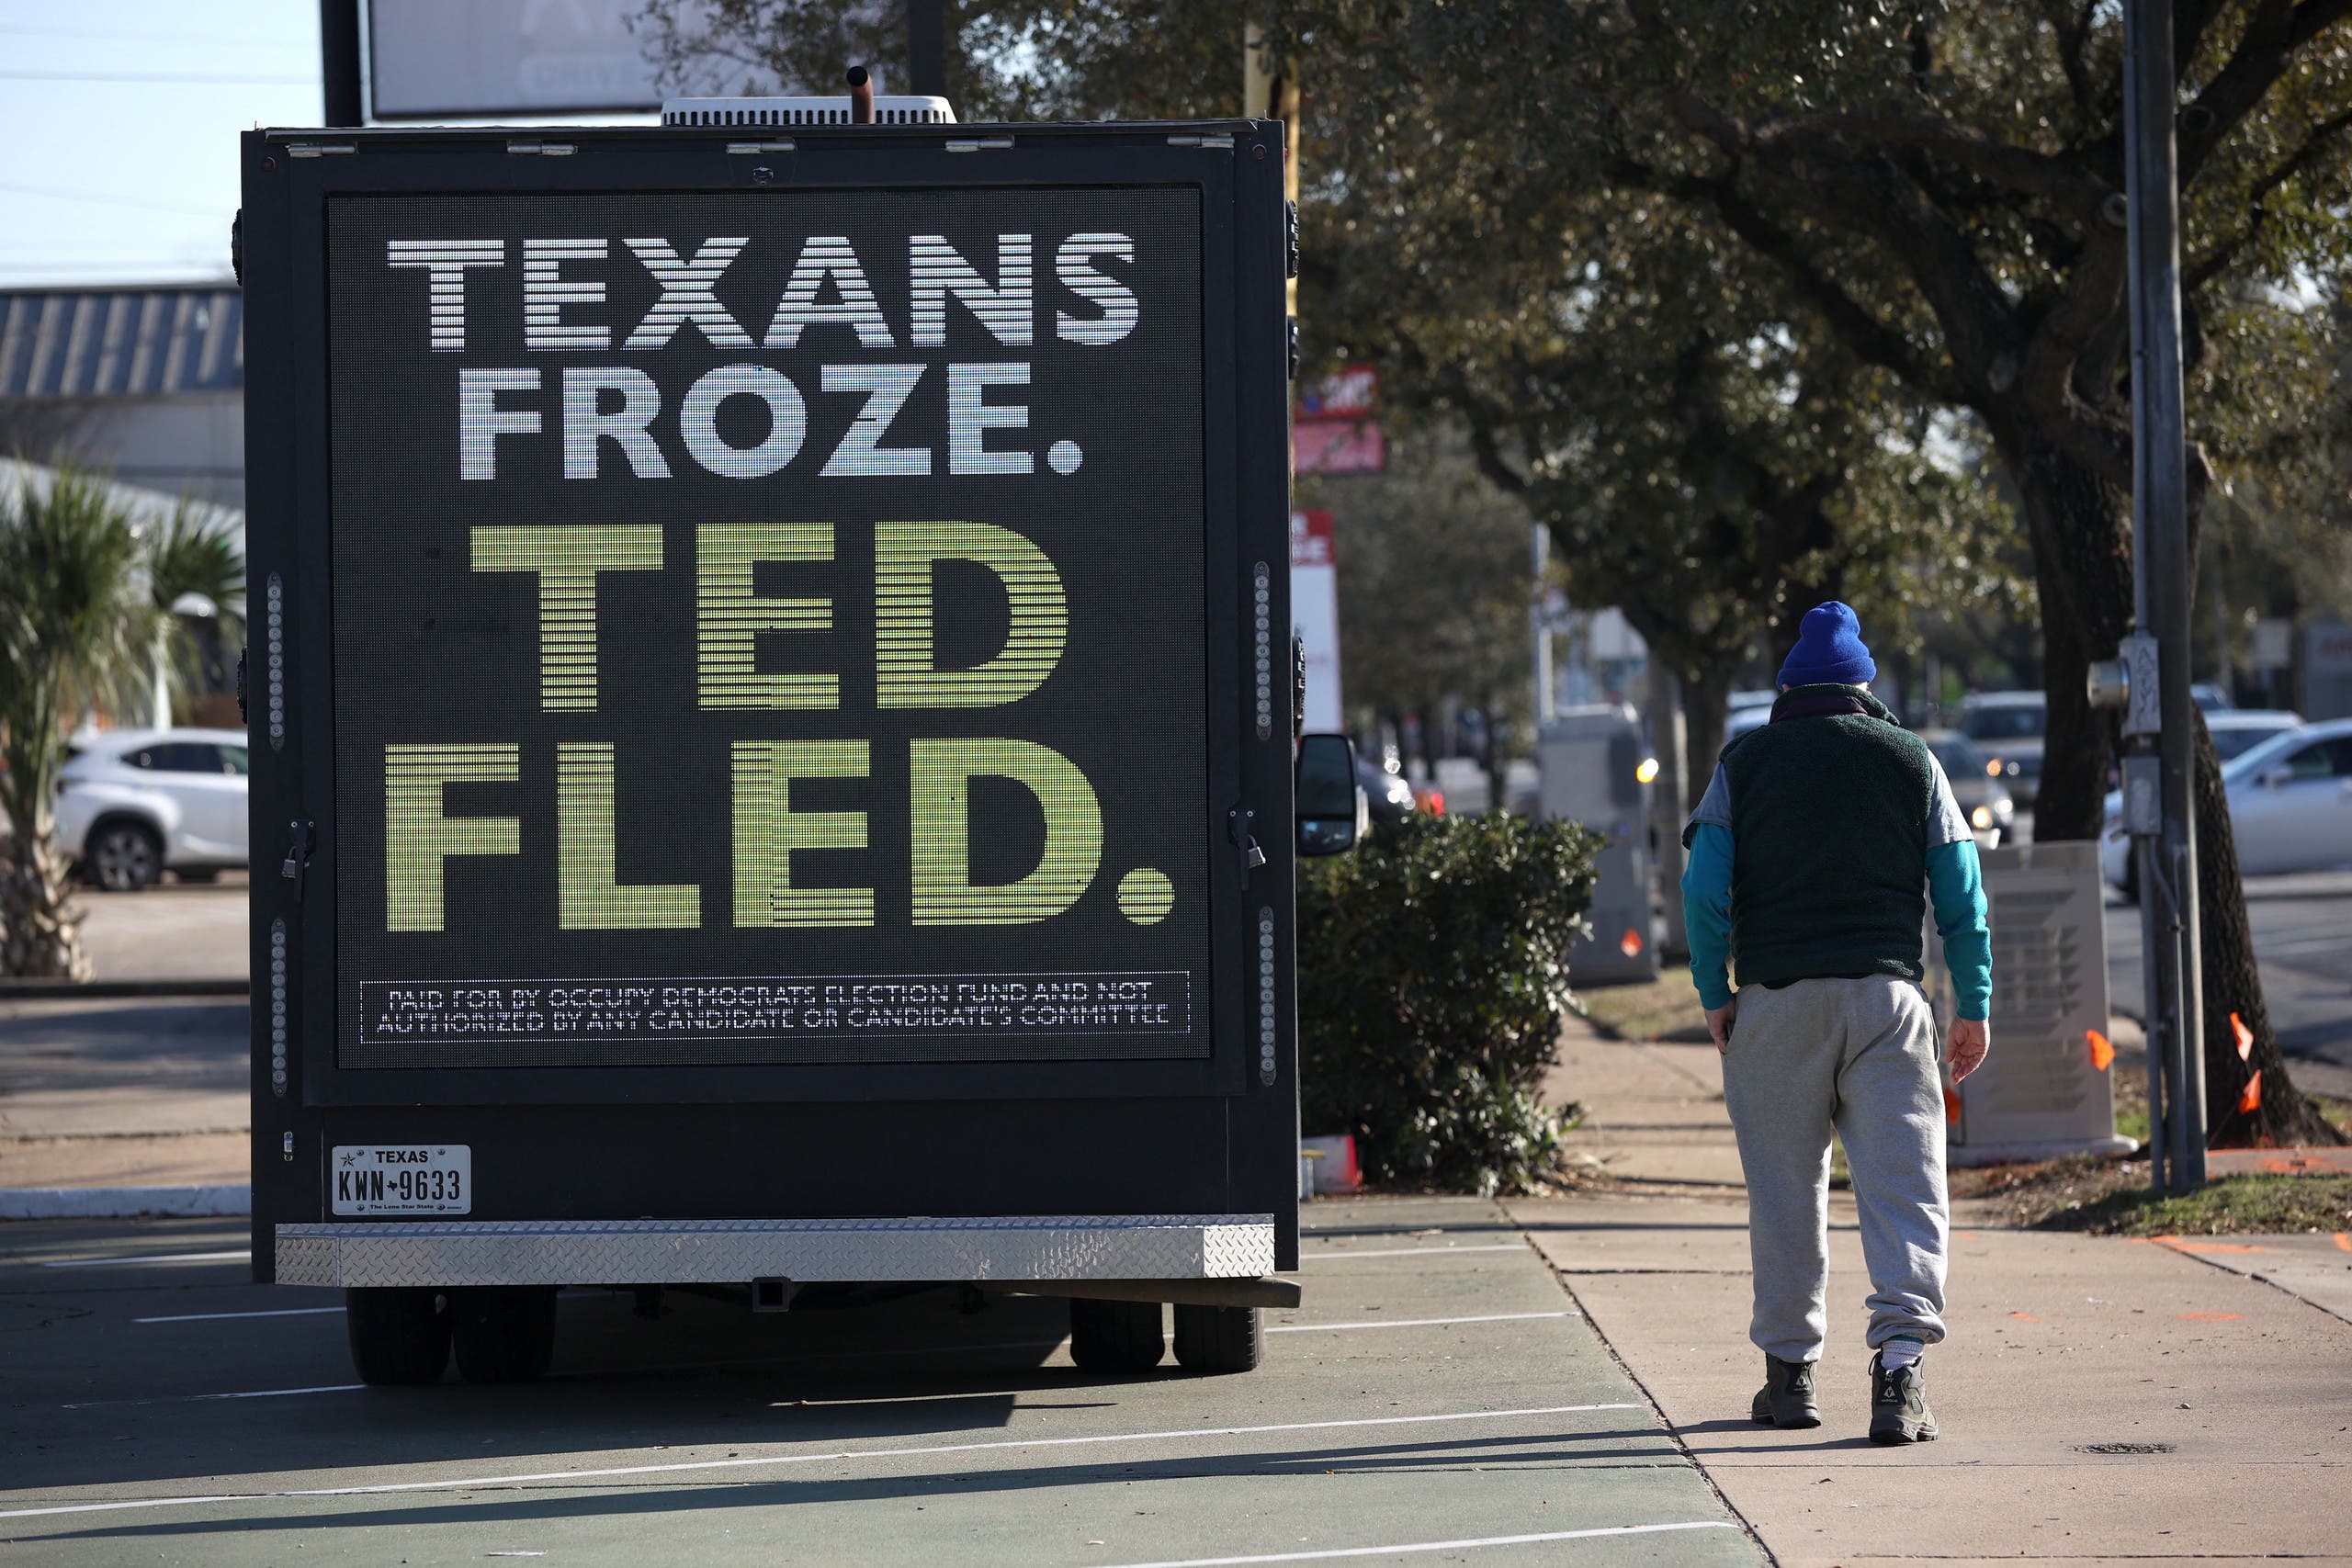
left=133, top=1306, right=345, bottom=1325
left=40, top=1250, right=249, bottom=1269
left=0, top=1403, right=1643, bottom=1521
left=1102, top=1521, right=1738, bottom=1568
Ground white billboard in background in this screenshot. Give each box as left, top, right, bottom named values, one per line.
left=1291, top=509, right=1342, bottom=734
left=365, top=0, right=853, bottom=119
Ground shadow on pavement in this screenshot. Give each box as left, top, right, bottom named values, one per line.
left=29, top=1425, right=1681, bottom=1544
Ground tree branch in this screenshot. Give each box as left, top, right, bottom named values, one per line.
left=1783, top=113, right=2112, bottom=211
left=2180, top=0, right=2352, bottom=187
left=1644, top=90, right=2034, bottom=408
left=1602, top=152, right=1957, bottom=400
left=2185, top=99, right=2352, bottom=291
left=1463, top=419, right=1532, bottom=499
left=2035, top=0, right=2099, bottom=128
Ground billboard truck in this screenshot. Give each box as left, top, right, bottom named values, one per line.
left=239, top=105, right=1343, bottom=1385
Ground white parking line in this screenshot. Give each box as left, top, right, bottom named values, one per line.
left=38, top=1249, right=249, bottom=1269
left=1271, top=1311, right=1576, bottom=1333
left=1299, top=1244, right=1527, bottom=1262
left=62, top=1384, right=363, bottom=1410
left=0, top=1402, right=1644, bottom=1522
left=1104, top=1521, right=1738, bottom=1567
left=132, top=1305, right=347, bottom=1325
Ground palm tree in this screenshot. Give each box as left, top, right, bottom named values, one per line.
left=0, top=463, right=164, bottom=977
left=146, top=497, right=247, bottom=727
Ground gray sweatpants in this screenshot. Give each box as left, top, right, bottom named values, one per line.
left=1721, top=976, right=1948, bottom=1363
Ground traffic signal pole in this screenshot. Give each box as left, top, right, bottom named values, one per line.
left=2118, top=0, right=2208, bottom=1191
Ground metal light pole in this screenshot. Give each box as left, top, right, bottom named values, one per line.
left=1532, top=525, right=1555, bottom=726
left=2110, top=0, right=2208, bottom=1192
left=319, top=0, right=363, bottom=126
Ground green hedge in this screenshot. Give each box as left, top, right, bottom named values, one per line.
left=1297, top=812, right=1602, bottom=1195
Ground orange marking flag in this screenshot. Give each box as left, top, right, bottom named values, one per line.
left=2086, top=1029, right=2115, bottom=1071
left=2334, top=1233, right=2351, bottom=1253
left=2238, top=1069, right=2262, bottom=1115
left=2231, top=1012, right=2255, bottom=1061
left=1942, top=1085, right=1962, bottom=1126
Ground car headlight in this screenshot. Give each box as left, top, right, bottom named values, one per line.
left=1970, top=806, right=1993, bottom=829
left=1984, top=759, right=2002, bottom=778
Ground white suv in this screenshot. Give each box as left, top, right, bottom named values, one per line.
left=53, top=728, right=250, bottom=891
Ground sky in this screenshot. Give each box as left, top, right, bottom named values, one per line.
left=0, top=0, right=323, bottom=287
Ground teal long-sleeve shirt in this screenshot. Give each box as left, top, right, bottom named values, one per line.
left=1680, top=822, right=1993, bottom=1020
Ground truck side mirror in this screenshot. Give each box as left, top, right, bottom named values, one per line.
left=1295, top=732, right=1362, bottom=857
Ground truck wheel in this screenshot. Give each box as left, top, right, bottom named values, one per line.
left=345, top=1287, right=450, bottom=1385
left=1069, top=1298, right=1164, bottom=1373
left=448, top=1286, right=559, bottom=1383
left=1172, top=1304, right=1262, bottom=1375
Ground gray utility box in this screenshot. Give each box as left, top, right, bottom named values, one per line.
left=1537, top=705, right=1657, bottom=983
left=1924, top=840, right=2134, bottom=1166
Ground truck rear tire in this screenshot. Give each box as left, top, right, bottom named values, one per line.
left=448, top=1286, right=559, bottom=1383
left=1172, top=1303, right=1262, bottom=1374
left=1069, top=1297, right=1164, bottom=1373
left=345, top=1287, right=450, bottom=1385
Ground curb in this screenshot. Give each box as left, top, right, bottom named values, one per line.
left=0, top=1184, right=251, bottom=1220
left=0, top=979, right=249, bottom=1000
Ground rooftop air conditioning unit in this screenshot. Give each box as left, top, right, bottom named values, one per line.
left=661, top=95, right=956, bottom=128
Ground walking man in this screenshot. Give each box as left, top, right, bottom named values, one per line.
left=1679, top=602, right=1992, bottom=1443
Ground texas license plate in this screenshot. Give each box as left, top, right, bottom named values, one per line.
left=331, top=1145, right=471, bottom=1215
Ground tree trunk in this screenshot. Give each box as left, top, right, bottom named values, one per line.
left=0, top=835, right=91, bottom=981
left=1679, top=663, right=1733, bottom=815
left=1996, top=429, right=2340, bottom=1148
left=2190, top=715, right=2345, bottom=1146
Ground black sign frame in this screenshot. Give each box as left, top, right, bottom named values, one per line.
left=241, top=123, right=1293, bottom=1155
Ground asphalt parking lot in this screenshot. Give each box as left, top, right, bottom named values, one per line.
left=0, top=1198, right=1757, bottom=1567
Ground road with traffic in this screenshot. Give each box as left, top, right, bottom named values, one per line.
left=2106, top=870, right=2352, bottom=1100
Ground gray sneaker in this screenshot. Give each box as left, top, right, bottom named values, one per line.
left=1749, top=1354, right=1821, bottom=1429
left=1869, top=1350, right=1938, bottom=1443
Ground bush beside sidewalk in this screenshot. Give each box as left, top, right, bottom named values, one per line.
left=1532, top=1009, right=2352, bottom=1566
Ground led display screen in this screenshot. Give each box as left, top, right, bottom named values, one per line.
left=325, top=188, right=1209, bottom=1069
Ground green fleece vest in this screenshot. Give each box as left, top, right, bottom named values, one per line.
left=1719, top=685, right=1939, bottom=987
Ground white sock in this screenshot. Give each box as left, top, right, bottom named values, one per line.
left=1879, top=1337, right=1925, bottom=1369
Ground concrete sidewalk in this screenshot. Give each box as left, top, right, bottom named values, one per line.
left=1530, top=1012, right=2352, bottom=1566
left=0, top=995, right=248, bottom=1192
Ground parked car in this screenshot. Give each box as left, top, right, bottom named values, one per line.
left=1358, top=759, right=1418, bottom=826
left=1916, top=729, right=2016, bottom=849
left=2203, top=708, right=2303, bottom=761
left=1723, top=704, right=1771, bottom=747
left=52, top=728, right=250, bottom=891
left=1960, top=691, right=2046, bottom=808
left=2191, top=682, right=2233, bottom=712
left=2100, top=717, right=2352, bottom=893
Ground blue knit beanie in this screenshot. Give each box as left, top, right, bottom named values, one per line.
left=1778, top=601, right=1877, bottom=688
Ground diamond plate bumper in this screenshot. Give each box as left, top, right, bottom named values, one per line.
left=275, top=1213, right=1277, bottom=1289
